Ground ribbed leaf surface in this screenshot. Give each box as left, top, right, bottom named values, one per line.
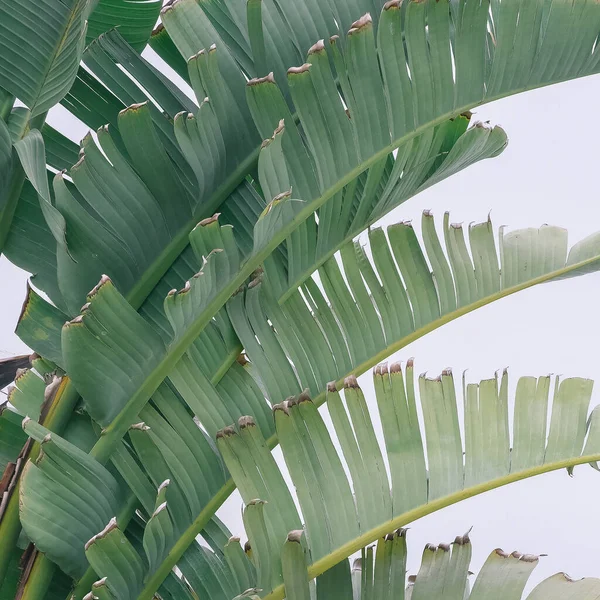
left=0, top=0, right=89, bottom=115
left=218, top=366, right=600, bottom=598
left=87, top=0, right=162, bottom=51
left=280, top=531, right=600, bottom=600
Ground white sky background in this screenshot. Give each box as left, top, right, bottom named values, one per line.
left=1, top=68, right=600, bottom=591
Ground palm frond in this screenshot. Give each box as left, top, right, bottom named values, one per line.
left=281, top=530, right=600, bottom=600
left=0, top=0, right=90, bottom=116
left=215, top=364, right=600, bottom=599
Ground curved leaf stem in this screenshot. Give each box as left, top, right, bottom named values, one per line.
left=0, top=379, right=79, bottom=588
left=262, top=453, right=600, bottom=600
left=133, top=252, right=600, bottom=599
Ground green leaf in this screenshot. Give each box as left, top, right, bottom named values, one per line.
left=149, top=25, right=190, bottom=81
left=282, top=530, right=600, bottom=600
left=40, top=124, right=79, bottom=172
left=3, top=180, right=66, bottom=310
left=19, top=419, right=123, bottom=578
left=62, top=277, right=166, bottom=427
left=14, top=130, right=67, bottom=250
left=0, top=0, right=90, bottom=115
left=281, top=532, right=311, bottom=600
left=7, top=368, right=46, bottom=421
left=85, top=517, right=145, bottom=599
left=87, top=0, right=162, bottom=51
left=0, top=118, right=13, bottom=211
left=9, top=3, right=600, bottom=597
left=51, top=210, right=600, bottom=599
left=217, top=364, right=600, bottom=598
left=0, top=404, right=27, bottom=473
left=16, top=284, right=68, bottom=367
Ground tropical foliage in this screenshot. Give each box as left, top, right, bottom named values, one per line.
left=1, top=0, right=600, bottom=599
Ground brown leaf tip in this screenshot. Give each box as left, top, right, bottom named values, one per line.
left=308, top=39, right=325, bottom=55
left=286, top=394, right=299, bottom=408
left=238, top=415, right=256, bottom=429
left=454, top=531, right=471, bottom=545
left=495, top=548, right=510, bottom=558
left=330, top=34, right=340, bottom=44
left=248, top=276, right=262, bottom=290
left=130, top=422, right=150, bottom=431
left=85, top=517, right=118, bottom=551
left=384, top=0, right=401, bottom=8
left=389, top=362, right=402, bottom=374
left=244, top=541, right=252, bottom=553
left=272, top=401, right=289, bottom=415
left=14, top=368, right=27, bottom=382
left=349, top=13, right=372, bottom=34
left=119, top=102, right=147, bottom=116
left=92, top=577, right=108, bottom=590
left=44, top=375, right=62, bottom=403
left=520, top=554, right=539, bottom=563
left=88, top=274, right=111, bottom=298
left=375, top=362, right=389, bottom=376
left=344, top=374, right=359, bottom=388
left=198, top=213, right=221, bottom=227
left=248, top=498, right=267, bottom=506
left=327, top=381, right=337, bottom=393
left=287, top=63, right=311, bottom=75
left=152, top=501, right=168, bottom=518
left=247, top=72, right=275, bottom=86
left=298, top=389, right=312, bottom=404
left=273, top=189, right=292, bottom=202
left=227, top=536, right=240, bottom=544
left=287, top=529, right=304, bottom=543
left=216, top=425, right=236, bottom=439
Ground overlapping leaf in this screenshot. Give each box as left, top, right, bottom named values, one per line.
left=280, top=530, right=600, bottom=600
left=5, top=0, right=600, bottom=597
left=87, top=0, right=162, bottom=51
left=0, top=0, right=90, bottom=116
left=218, top=365, right=600, bottom=598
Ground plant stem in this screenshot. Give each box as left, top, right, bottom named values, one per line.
left=133, top=249, right=600, bottom=599
left=262, top=453, right=600, bottom=600
left=125, top=149, right=259, bottom=308
left=136, top=480, right=237, bottom=600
